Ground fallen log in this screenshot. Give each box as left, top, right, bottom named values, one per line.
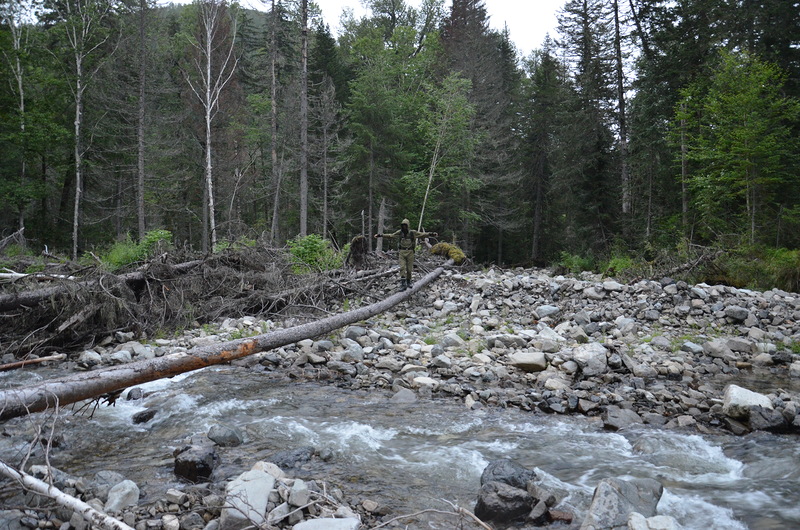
left=0, top=259, right=203, bottom=312
left=0, top=269, right=77, bottom=283
left=0, top=460, right=134, bottom=530
left=0, top=259, right=453, bottom=422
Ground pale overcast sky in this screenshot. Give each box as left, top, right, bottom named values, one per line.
left=316, top=0, right=563, bottom=56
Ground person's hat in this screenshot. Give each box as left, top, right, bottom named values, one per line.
left=401, top=218, right=410, bottom=225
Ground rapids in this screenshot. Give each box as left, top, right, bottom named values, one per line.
left=2, top=366, right=798, bottom=529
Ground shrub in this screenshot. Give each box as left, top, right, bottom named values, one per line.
left=1, top=243, right=34, bottom=258
left=287, top=234, right=343, bottom=273
left=556, top=252, right=594, bottom=274
left=101, top=230, right=173, bottom=271
left=602, top=255, right=635, bottom=277
left=702, top=246, right=800, bottom=291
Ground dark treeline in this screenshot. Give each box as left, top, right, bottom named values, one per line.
left=1, top=0, right=799, bottom=266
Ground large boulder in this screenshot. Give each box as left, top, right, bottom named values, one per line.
left=580, top=477, right=663, bottom=529
left=602, top=405, right=643, bottom=431
left=474, top=481, right=532, bottom=523
left=507, top=351, right=548, bottom=373
left=208, top=424, right=244, bottom=447
left=219, top=468, right=276, bottom=530
left=174, top=444, right=218, bottom=483
left=722, top=385, right=773, bottom=421
left=104, top=480, right=139, bottom=513
left=571, top=343, right=609, bottom=377
left=480, top=459, right=537, bottom=489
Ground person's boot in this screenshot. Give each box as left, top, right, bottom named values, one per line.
left=398, top=278, right=407, bottom=291
left=406, top=278, right=413, bottom=290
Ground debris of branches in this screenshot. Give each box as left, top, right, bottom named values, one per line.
left=0, top=247, right=444, bottom=362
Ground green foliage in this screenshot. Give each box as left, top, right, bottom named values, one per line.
left=556, top=252, right=594, bottom=274
left=706, top=246, right=800, bottom=292
left=675, top=50, right=800, bottom=245
left=1, top=244, right=34, bottom=258
left=214, top=237, right=257, bottom=253
left=99, top=230, right=173, bottom=271
left=287, top=234, right=343, bottom=274
left=602, top=254, right=635, bottom=278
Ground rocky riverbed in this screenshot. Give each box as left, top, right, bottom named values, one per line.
left=2, top=265, right=799, bottom=529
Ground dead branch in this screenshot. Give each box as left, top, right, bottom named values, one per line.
left=0, top=459, right=134, bottom=530
left=0, top=354, right=66, bottom=372
left=371, top=500, right=492, bottom=530
left=0, top=259, right=453, bottom=421
left=661, top=249, right=725, bottom=278
left=0, top=228, right=25, bottom=253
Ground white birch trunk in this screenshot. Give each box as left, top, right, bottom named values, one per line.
left=0, top=461, right=134, bottom=530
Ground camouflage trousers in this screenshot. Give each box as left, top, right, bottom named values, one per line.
left=399, top=250, right=414, bottom=281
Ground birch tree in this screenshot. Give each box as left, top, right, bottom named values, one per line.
left=409, top=73, right=476, bottom=233
left=184, top=0, right=239, bottom=252
left=50, top=0, right=116, bottom=260
left=0, top=0, right=40, bottom=231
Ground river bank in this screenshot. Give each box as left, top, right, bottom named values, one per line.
left=2, top=264, right=799, bottom=529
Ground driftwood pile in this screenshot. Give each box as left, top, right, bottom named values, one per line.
left=0, top=247, right=413, bottom=360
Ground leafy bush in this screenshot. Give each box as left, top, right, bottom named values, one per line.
left=702, top=246, right=800, bottom=291
left=101, top=230, right=173, bottom=271
left=556, top=252, right=594, bottom=274
left=602, top=254, right=635, bottom=277
left=287, top=234, right=343, bottom=273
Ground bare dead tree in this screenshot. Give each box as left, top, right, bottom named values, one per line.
left=184, top=0, right=239, bottom=252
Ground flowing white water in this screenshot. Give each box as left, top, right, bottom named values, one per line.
left=2, top=366, right=798, bottom=529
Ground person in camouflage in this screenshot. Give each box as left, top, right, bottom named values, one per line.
left=375, top=218, right=438, bottom=290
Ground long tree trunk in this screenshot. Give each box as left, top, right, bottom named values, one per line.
left=184, top=0, right=238, bottom=252
left=137, top=0, right=147, bottom=240
left=0, top=260, right=453, bottom=421
left=5, top=14, right=27, bottom=230
left=0, top=461, right=134, bottom=530
left=72, top=59, right=84, bottom=261
left=204, top=12, right=217, bottom=251
left=299, top=0, right=308, bottom=237
left=269, top=0, right=278, bottom=244
left=613, top=0, right=630, bottom=216
left=680, top=103, right=689, bottom=235
left=322, top=122, right=329, bottom=240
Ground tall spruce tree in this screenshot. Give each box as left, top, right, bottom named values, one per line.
left=440, top=0, right=523, bottom=262
left=554, top=0, right=617, bottom=255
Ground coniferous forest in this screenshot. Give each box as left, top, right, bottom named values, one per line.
left=1, top=0, right=799, bottom=278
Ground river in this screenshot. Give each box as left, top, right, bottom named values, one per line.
left=2, top=366, right=799, bottom=529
